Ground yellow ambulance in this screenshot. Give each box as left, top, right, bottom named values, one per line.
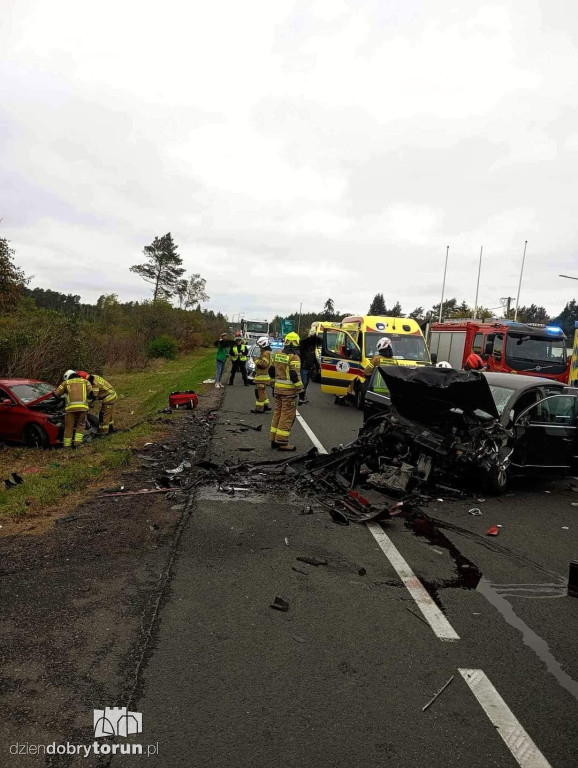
left=320, top=315, right=431, bottom=398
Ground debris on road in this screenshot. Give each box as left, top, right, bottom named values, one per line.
left=486, top=525, right=500, bottom=536
left=300, top=506, right=314, bottom=515
left=292, top=567, right=309, bottom=575
left=296, top=556, right=328, bottom=567
left=270, top=596, right=290, bottom=612
left=421, top=675, right=455, bottom=711
left=237, top=421, right=263, bottom=432
left=406, top=605, right=429, bottom=627
left=469, top=508, right=482, bottom=516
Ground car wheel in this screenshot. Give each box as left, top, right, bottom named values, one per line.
left=484, top=466, right=509, bottom=494
left=24, top=423, right=49, bottom=449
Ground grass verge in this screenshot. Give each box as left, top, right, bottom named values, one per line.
left=0, top=350, right=215, bottom=525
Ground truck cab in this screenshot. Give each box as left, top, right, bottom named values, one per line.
left=429, top=320, right=569, bottom=382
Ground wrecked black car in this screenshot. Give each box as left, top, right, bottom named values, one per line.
left=365, top=368, right=578, bottom=485
left=314, top=366, right=512, bottom=495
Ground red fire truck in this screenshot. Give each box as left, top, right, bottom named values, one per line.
left=429, top=320, right=570, bottom=383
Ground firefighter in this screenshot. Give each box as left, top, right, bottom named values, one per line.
left=464, top=353, right=485, bottom=371
left=269, top=332, right=302, bottom=451
left=84, top=373, right=118, bottom=434
left=251, top=336, right=272, bottom=414
left=53, top=370, right=92, bottom=448
left=229, top=331, right=250, bottom=386
left=363, top=337, right=394, bottom=379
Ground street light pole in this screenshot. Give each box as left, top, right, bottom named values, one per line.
left=439, top=245, right=449, bottom=323
left=514, top=240, right=528, bottom=322
left=473, top=245, right=483, bottom=320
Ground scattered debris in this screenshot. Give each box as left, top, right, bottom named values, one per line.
left=196, top=460, right=220, bottom=471
left=300, top=506, right=314, bottom=515
left=486, top=525, right=500, bottom=536
left=296, top=556, right=328, bottom=567
left=4, top=478, right=17, bottom=489
left=291, top=635, right=306, bottom=643
left=292, top=567, right=309, bottom=575
left=358, top=567, right=367, bottom=576
left=469, top=508, right=482, bottom=516
left=166, top=461, right=192, bottom=475
left=562, top=526, right=569, bottom=530
left=422, top=675, right=455, bottom=712
left=284, top=537, right=289, bottom=546
left=99, top=488, right=177, bottom=498
left=330, top=508, right=350, bottom=526
left=56, top=514, right=79, bottom=525
left=406, top=605, right=429, bottom=627
left=237, top=421, right=263, bottom=432
left=270, top=596, right=289, bottom=612
left=12, top=472, right=24, bottom=485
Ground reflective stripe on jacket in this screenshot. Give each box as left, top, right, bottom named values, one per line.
left=54, top=378, right=92, bottom=412
left=254, top=350, right=271, bottom=383
left=91, top=375, right=117, bottom=403
left=272, top=351, right=302, bottom=394
left=230, top=344, right=248, bottom=362
left=364, top=355, right=398, bottom=378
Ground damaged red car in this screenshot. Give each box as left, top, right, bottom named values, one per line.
left=0, top=378, right=97, bottom=448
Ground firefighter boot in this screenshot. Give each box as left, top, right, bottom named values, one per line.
left=277, top=444, right=296, bottom=452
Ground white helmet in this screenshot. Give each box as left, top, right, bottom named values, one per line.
left=377, top=337, right=392, bottom=352
left=256, top=336, right=269, bottom=348
left=63, top=369, right=76, bottom=380
left=436, top=361, right=452, bottom=368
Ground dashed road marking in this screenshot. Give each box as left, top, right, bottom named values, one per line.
left=367, top=522, right=460, bottom=641
left=459, top=669, right=553, bottom=768
left=295, top=411, right=328, bottom=454
left=295, top=410, right=459, bottom=641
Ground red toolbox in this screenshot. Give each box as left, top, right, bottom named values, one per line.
left=169, top=390, right=198, bottom=410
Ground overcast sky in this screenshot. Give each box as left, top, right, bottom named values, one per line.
left=2, top=0, right=578, bottom=320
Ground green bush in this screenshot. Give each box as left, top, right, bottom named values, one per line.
left=146, top=334, right=178, bottom=360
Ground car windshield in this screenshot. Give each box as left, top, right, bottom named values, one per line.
left=488, top=385, right=516, bottom=415
left=505, top=333, right=567, bottom=365
left=10, top=382, right=54, bottom=404
left=365, top=332, right=429, bottom=362
left=246, top=322, right=268, bottom=333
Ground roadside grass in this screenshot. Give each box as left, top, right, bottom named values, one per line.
left=0, top=350, right=215, bottom=524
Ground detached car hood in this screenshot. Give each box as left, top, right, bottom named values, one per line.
left=379, top=366, right=500, bottom=422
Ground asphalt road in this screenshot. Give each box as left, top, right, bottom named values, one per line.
left=120, top=378, right=578, bottom=768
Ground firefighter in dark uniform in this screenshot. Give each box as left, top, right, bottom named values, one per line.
left=229, top=331, right=250, bottom=386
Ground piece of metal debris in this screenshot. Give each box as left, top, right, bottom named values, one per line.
left=469, top=508, right=482, bottom=516
left=270, top=596, right=289, bottom=612
left=296, top=556, right=328, bottom=567
left=292, top=567, right=309, bottom=575
left=422, top=675, right=455, bottom=711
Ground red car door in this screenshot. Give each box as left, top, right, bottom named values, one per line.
left=0, top=387, right=23, bottom=441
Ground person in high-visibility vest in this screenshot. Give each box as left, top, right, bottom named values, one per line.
left=228, top=331, right=250, bottom=386
left=363, top=337, right=394, bottom=378
left=81, top=372, right=118, bottom=434
left=53, top=370, right=93, bottom=448
left=269, top=332, right=302, bottom=451
left=251, top=336, right=272, bottom=414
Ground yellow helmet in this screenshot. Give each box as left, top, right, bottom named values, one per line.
left=284, top=332, right=300, bottom=347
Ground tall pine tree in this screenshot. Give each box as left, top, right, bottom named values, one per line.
left=368, top=293, right=387, bottom=315
left=130, top=233, right=185, bottom=302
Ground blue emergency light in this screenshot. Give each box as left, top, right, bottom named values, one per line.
left=546, top=326, right=563, bottom=335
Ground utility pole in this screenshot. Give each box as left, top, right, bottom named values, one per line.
left=473, top=246, right=483, bottom=319
left=439, top=245, right=449, bottom=323
left=514, top=240, right=528, bottom=321
left=500, top=296, right=514, bottom=319
left=297, top=303, right=302, bottom=335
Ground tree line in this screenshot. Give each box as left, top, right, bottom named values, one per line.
left=0, top=233, right=223, bottom=382
left=270, top=293, right=578, bottom=340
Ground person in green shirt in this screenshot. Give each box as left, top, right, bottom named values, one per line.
left=213, top=333, right=229, bottom=388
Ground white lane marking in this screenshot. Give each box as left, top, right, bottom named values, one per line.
left=295, top=410, right=459, bottom=642
left=459, top=669, right=552, bottom=768
left=367, top=522, right=460, bottom=642
left=295, top=411, right=328, bottom=454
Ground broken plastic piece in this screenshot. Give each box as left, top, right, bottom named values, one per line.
left=330, top=508, right=350, bottom=526
left=296, top=556, right=328, bottom=567
left=486, top=525, right=499, bottom=536
left=12, top=472, right=24, bottom=485
left=270, top=596, right=289, bottom=612
left=422, top=675, right=455, bottom=712
left=469, top=508, right=482, bottom=516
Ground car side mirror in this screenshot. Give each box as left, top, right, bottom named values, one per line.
left=351, top=349, right=361, bottom=361
left=0, top=398, right=14, bottom=406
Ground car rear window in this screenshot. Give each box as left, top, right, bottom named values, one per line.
left=10, top=382, right=54, bottom=403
